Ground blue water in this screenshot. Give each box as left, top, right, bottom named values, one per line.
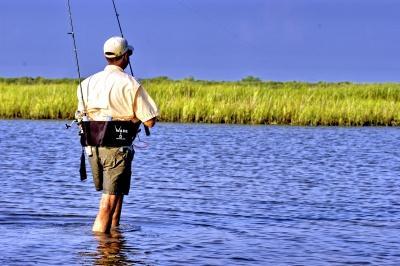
left=0, top=120, right=399, bottom=265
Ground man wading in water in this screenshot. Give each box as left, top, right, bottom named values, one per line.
left=76, top=36, right=158, bottom=233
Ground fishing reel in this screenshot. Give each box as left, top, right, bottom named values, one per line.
left=65, top=119, right=77, bottom=129
left=65, top=110, right=85, bottom=133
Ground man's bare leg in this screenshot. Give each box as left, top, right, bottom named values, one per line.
left=111, top=195, right=124, bottom=228
left=92, top=194, right=122, bottom=233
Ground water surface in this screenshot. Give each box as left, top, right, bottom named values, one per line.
left=0, top=120, right=399, bottom=265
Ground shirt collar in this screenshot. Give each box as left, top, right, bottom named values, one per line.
left=104, top=65, right=124, bottom=72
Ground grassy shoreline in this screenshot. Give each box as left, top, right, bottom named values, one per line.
left=1, top=77, right=400, bottom=126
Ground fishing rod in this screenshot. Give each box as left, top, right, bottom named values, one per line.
left=111, top=0, right=151, bottom=136
left=66, top=0, right=86, bottom=117
left=111, top=0, right=133, bottom=75
left=66, top=0, right=87, bottom=181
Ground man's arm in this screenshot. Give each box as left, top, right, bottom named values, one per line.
left=133, top=85, right=159, bottom=126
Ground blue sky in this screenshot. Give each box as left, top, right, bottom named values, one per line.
left=0, top=0, right=399, bottom=82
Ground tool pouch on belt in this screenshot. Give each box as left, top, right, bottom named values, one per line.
left=80, top=121, right=140, bottom=147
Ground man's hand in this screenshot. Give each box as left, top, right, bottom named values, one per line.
left=143, top=117, right=156, bottom=128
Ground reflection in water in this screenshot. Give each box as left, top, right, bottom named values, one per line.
left=93, top=229, right=130, bottom=266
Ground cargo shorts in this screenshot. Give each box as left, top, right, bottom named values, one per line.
left=88, top=146, right=134, bottom=195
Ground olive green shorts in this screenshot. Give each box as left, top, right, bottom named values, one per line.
left=88, top=146, right=134, bottom=195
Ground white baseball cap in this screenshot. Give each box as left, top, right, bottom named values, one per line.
left=103, top=36, right=133, bottom=58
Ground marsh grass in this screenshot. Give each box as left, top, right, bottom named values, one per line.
left=1, top=77, right=400, bottom=126
left=0, top=77, right=77, bottom=119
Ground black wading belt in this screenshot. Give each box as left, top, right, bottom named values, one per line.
left=80, top=120, right=141, bottom=147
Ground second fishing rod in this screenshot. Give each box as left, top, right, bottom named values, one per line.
left=111, top=0, right=151, bottom=136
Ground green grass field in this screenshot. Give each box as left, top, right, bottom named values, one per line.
left=1, top=76, right=400, bottom=126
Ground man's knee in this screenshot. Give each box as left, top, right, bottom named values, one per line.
left=99, top=194, right=120, bottom=213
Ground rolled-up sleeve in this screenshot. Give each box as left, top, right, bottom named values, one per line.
left=133, top=86, right=159, bottom=122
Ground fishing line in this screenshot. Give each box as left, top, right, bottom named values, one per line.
left=133, top=133, right=150, bottom=149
